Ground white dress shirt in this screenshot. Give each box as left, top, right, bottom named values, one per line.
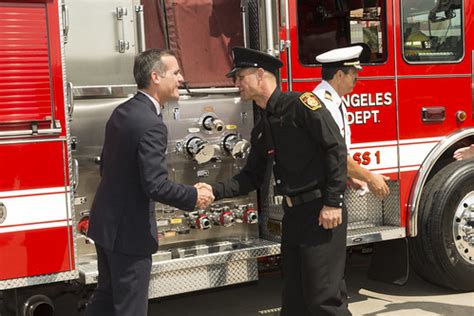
left=313, top=80, right=351, bottom=150
left=138, top=90, right=161, bottom=115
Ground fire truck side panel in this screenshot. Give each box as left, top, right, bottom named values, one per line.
left=0, top=142, right=67, bottom=191
left=394, top=1, right=473, bottom=142
left=290, top=80, right=398, bottom=145
left=393, top=1, right=473, bottom=238
left=397, top=77, right=471, bottom=139
left=0, top=0, right=74, bottom=287
left=0, top=227, right=72, bottom=280
left=0, top=143, right=73, bottom=281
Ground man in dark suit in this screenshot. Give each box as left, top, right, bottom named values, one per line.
left=85, top=49, right=214, bottom=316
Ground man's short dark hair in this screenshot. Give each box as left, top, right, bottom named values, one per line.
left=321, top=66, right=352, bottom=81
left=134, top=49, right=176, bottom=89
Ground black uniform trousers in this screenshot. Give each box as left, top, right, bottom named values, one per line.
left=85, top=244, right=152, bottom=316
left=280, top=198, right=351, bottom=316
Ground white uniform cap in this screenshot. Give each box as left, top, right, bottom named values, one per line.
left=316, top=46, right=363, bottom=70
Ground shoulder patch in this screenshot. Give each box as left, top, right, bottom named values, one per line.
left=299, top=92, right=322, bottom=111
left=324, top=91, right=333, bottom=101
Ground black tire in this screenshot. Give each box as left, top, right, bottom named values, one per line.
left=409, top=159, right=474, bottom=291
left=408, top=175, right=439, bottom=283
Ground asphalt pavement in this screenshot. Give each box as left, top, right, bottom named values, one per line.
left=2, top=251, right=473, bottom=315
left=148, top=252, right=474, bottom=316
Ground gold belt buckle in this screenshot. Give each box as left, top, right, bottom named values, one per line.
left=285, top=196, right=293, bottom=207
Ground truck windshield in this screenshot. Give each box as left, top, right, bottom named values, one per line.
left=401, top=0, right=464, bottom=63
left=297, top=0, right=388, bottom=65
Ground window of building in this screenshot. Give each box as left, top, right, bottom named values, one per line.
left=401, top=0, right=463, bottom=63
left=297, top=0, right=387, bottom=66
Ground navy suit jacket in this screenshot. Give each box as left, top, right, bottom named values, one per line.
left=88, top=92, right=197, bottom=256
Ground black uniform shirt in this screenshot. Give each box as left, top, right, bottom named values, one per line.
left=212, top=88, right=347, bottom=208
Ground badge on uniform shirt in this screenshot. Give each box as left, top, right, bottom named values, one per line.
left=299, top=92, right=322, bottom=111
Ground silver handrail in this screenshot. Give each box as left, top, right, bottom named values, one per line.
left=72, top=159, right=79, bottom=192
left=135, top=5, right=146, bottom=53
left=61, top=2, right=69, bottom=43
left=264, top=0, right=275, bottom=56
left=283, top=0, right=292, bottom=91
left=116, top=7, right=130, bottom=53
left=0, top=128, right=62, bottom=139
left=67, top=81, right=74, bottom=119
left=240, top=0, right=249, bottom=48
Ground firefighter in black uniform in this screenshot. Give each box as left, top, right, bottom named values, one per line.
left=206, top=47, right=351, bottom=315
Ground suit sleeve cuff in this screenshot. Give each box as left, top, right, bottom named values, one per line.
left=182, top=186, right=198, bottom=211
left=211, top=184, right=223, bottom=201
left=324, top=192, right=344, bottom=208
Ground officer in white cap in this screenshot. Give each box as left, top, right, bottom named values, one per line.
left=209, top=47, right=349, bottom=316
left=313, top=46, right=390, bottom=199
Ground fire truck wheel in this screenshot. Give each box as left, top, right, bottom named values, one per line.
left=409, top=159, right=474, bottom=291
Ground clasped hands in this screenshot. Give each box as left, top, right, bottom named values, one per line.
left=194, top=182, right=214, bottom=209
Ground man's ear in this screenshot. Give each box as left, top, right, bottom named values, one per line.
left=257, top=67, right=265, bottom=81
left=151, top=71, right=160, bottom=85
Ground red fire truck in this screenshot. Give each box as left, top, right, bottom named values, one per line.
left=275, top=0, right=473, bottom=292
left=0, top=0, right=472, bottom=315
left=280, top=0, right=474, bottom=290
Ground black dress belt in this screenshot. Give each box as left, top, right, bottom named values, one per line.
left=285, top=189, right=322, bottom=208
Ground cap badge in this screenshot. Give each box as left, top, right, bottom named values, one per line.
left=300, top=92, right=322, bottom=111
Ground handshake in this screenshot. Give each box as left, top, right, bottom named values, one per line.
left=194, top=182, right=214, bottom=209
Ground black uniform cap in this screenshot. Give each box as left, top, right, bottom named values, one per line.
left=226, top=47, right=283, bottom=78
